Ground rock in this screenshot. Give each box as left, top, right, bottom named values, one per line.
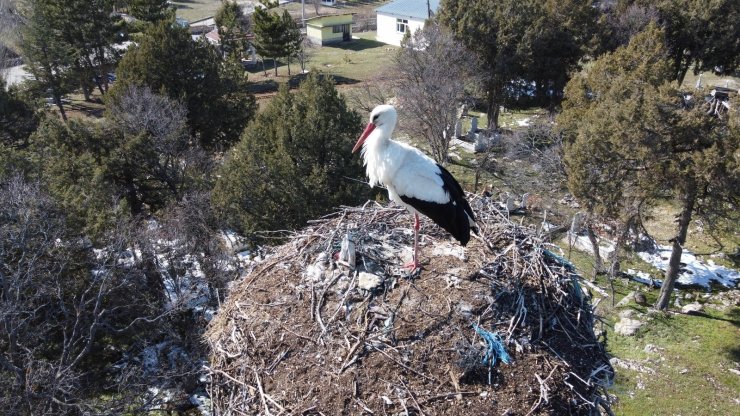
left=643, top=344, right=662, bottom=354
left=357, top=272, right=383, bottom=291
left=634, top=292, right=647, bottom=306
left=609, top=357, right=655, bottom=374
left=681, top=302, right=703, bottom=314
left=679, top=368, right=688, bottom=374
left=616, top=291, right=636, bottom=307
left=615, top=316, right=643, bottom=336
left=618, top=309, right=635, bottom=319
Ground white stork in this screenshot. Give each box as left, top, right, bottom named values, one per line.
left=352, top=105, right=477, bottom=270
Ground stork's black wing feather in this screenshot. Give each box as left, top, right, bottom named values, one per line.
left=399, top=164, right=476, bottom=246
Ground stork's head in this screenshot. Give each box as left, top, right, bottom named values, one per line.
left=352, top=105, right=397, bottom=153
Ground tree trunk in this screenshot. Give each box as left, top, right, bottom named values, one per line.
left=274, top=58, right=278, bottom=76
left=81, top=76, right=91, bottom=101
left=287, top=56, right=291, bottom=76
left=655, top=185, right=697, bottom=310
left=54, top=93, right=68, bottom=121
left=587, top=222, right=603, bottom=279
left=487, top=89, right=500, bottom=130
left=607, top=216, right=634, bottom=304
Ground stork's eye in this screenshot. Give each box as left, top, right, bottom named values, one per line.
left=372, top=114, right=379, bottom=122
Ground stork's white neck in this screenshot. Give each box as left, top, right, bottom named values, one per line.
left=360, top=122, right=397, bottom=188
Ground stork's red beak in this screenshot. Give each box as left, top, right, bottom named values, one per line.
left=352, top=123, right=376, bottom=153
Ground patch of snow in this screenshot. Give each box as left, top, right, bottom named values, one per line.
left=1, top=65, right=33, bottom=88
left=635, top=244, right=739, bottom=288
left=516, top=118, right=531, bottom=127
left=565, top=234, right=615, bottom=259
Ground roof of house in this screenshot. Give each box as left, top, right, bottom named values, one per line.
left=376, top=0, right=440, bottom=20
left=304, top=13, right=354, bottom=27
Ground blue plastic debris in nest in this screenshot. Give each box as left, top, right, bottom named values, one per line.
left=472, top=324, right=511, bottom=367
left=542, top=248, right=576, bottom=272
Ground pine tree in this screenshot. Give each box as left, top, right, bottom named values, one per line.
left=559, top=24, right=740, bottom=309
left=20, top=0, right=75, bottom=120
left=213, top=73, right=370, bottom=236
left=439, top=0, right=596, bottom=129
left=110, top=19, right=257, bottom=149
left=129, top=0, right=172, bottom=22
left=281, top=10, right=302, bottom=76
left=252, top=6, right=287, bottom=76
left=215, top=0, right=250, bottom=59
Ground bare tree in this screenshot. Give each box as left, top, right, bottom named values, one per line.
left=345, top=75, right=394, bottom=114
left=0, top=176, right=145, bottom=413
left=393, top=23, right=480, bottom=164
left=107, top=85, right=208, bottom=208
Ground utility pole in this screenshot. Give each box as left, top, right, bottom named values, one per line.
left=302, top=0, right=306, bottom=27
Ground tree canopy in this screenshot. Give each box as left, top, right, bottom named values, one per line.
left=251, top=6, right=301, bottom=76
left=110, top=19, right=257, bottom=149
left=213, top=73, right=370, bottom=236
left=439, top=0, right=596, bottom=128
left=559, top=24, right=740, bottom=309
left=642, top=0, right=740, bottom=84
left=215, top=0, right=250, bottom=59
left=128, top=0, right=173, bottom=22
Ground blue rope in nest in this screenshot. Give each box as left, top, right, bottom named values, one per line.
left=543, top=249, right=584, bottom=302
left=472, top=324, right=511, bottom=367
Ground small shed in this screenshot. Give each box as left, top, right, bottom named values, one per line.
left=306, top=13, right=354, bottom=46
left=376, top=0, right=439, bottom=46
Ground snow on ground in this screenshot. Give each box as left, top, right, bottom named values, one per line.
left=568, top=232, right=738, bottom=288
left=565, top=234, right=615, bottom=260
left=630, top=244, right=739, bottom=288
left=516, top=117, right=531, bottom=127
left=1, top=65, right=33, bottom=88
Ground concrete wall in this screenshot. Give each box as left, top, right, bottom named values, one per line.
left=375, top=13, right=425, bottom=46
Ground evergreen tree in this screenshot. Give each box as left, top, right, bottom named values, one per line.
left=57, top=0, right=122, bottom=100
left=129, top=0, right=172, bottom=22
left=252, top=5, right=287, bottom=76
left=213, top=73, right=370, bottom=236
left=29, top=117, right=121, bottom=237
left=559, top=24, right=740, bottom=309
left=110, top=19, right=257, bottom=149
left=439, top=0, right=596, bottom=128
left=639, top=0, right=740, bottom=84
left=215, top=0, right=250, bottom=59
left=281, top=9, right=302, bottom=76
left=20, top=0, right=75, bottom=120
left=0, top=78, right=39, bottom=149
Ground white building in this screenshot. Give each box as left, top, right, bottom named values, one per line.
left=375, top=0, right=439, bottom=46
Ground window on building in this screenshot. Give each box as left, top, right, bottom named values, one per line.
left=332, top=24, right=350, bottom=33
left=396, top=18, right=408, bottom=33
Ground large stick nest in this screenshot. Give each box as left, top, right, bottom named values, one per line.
left=205, top=196, right=614, bottom=415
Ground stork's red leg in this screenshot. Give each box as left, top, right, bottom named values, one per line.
left=404, top=214, right=422, bottom=271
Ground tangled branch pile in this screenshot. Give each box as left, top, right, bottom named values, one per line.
left=206, top=196, right=614, bottom=415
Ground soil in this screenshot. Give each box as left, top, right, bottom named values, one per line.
left=206, top=199, right=614, bottom=415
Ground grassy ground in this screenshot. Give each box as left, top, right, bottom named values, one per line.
left=563, top=246, right=740, bottom=416
left=171, top=0, right=223, bottom=22
left=246, top=31, right=395, bottom=90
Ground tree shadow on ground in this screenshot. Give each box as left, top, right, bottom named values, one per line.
left=248, top=73, right=360, bottom=94
left=324, top=37, right=387, bottom=52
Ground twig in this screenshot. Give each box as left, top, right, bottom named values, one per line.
left=254, top=368, right=273, bottom=416
left=398, top=376, right=427, bottom=416
left=371, top=345, right=437, bottom=382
